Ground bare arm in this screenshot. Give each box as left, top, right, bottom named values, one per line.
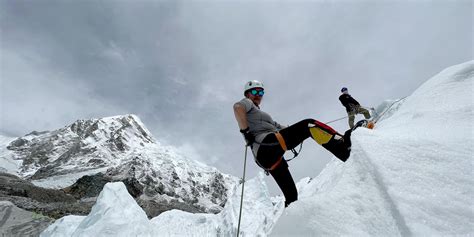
left=233, top=103, right=248, bottom=130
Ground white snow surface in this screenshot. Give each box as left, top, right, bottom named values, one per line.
left=41, top=175, right=284, bottom=237
left=41, top=182, right=151, bottom=237
left=41, top=61, right=474, bottom=236
left=0, top=134, right=20, bottom=174
left=272, top=61, right=474, bottom=236
left=151, top=173, right=284, bottom=236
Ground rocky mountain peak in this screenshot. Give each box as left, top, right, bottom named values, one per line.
left=1, top=114, right=238, bottom=220
left=68, top=114, right=155, bottom=147
left=6, top=114, right=156, bottom=179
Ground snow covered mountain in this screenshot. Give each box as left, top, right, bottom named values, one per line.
left=1, top=114, right=238, bottom=216
left=39, top=60, right=474, bottom=236
left=5, top=115, right=155, bottom=181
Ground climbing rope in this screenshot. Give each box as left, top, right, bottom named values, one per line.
left=372, top=97, right=408, bottom=123
left=325, top=115, right=349, bottom=124
left=326, top=97, right=407, bottom=125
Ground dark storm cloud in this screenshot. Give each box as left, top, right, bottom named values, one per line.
left=1, top=0, right=203, bottom=133
left=1, top=0, right=472, bottom=192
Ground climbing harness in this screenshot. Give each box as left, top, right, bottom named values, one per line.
left=275, top=132, right=287, bottom=151
left=236, top=145, right=248, bottom=237
left=286, top=143, right=303, bottom=162
left=253, top=132, right=303, bottom=175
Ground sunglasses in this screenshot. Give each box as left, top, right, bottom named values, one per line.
left=250, top=89, right=264, bottom=96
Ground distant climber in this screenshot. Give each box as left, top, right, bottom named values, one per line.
left=233, top=80, right=354, bottom=207
left=339, top=87, right=371, bottom=128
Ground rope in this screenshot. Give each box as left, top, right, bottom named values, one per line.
left=372, top=97, right=407, bottom=123
left=326, top=99, right=403, bottom=125
left=326, top=105, right=376, bottom=124
left=325, top=115, right=349, bottom=124
left=360, top=105, right=375, bottom=111
left=236, top=145, right=248, bottom=237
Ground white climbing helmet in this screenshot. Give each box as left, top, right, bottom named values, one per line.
left=244, top=80, right=264, bottom=92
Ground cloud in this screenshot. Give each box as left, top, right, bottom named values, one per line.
left=0, top=48, right=125, bottom=136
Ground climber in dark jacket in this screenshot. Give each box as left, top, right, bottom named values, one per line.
left=339, top=87, right=371, bottom=128
left=234, top=80, right=353, bottom=207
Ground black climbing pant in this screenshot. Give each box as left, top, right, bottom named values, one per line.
left=256, top=119, right=352, bottom=207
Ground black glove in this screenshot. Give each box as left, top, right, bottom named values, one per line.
left=240, top=127, right=255, bottom=146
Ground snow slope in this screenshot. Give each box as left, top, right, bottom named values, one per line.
left=40, top=61, right=474, bottom=236
left=272, top=61, right=474, bottom=236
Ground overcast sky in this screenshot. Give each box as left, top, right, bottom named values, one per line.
left=1, top=0, right=472, bottom=194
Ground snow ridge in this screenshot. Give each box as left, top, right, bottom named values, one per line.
left=272, top=60, right=474, bottom=236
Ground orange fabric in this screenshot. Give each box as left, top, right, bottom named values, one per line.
left=275, top=132, right=287, bottom=151
left=269, top=157, right=283, bottom=171
left=367, top=121, right=375, bottom=129
left=266, top=132, right=287, bottom=171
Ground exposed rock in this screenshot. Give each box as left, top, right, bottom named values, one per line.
left=62, top=173, right=111, bottom=199
left=63, top=173, right=143, bottom=199
left=0, top=172, right=75, bottom=203
left=0, top=172, right=91, bottom=219
left=122, top=177, right=144, bottom=198
left=25, top=131, right=50, bottom=136
left=7, top=138, right=28, bottom=148
left=0, top=201, right=54, bottom=237
left=136, top=198, right=205, bottom=218
left=70, top=120, right=99, bottom=139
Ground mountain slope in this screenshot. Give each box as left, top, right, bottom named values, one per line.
left=271, top=60, right=474, bottom=235
left=1, top=114, right=238, bottom=216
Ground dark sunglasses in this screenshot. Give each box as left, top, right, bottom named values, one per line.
left=250, top=89, right=264, bottom=96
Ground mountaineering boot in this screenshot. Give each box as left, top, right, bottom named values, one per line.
left=353, top=119, right=376, bottom=130
left=353, top=119, right=368, bottom=131
left=309, top=121, right=350, bottom=162
left=343, top=129, right=352, bottom=151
